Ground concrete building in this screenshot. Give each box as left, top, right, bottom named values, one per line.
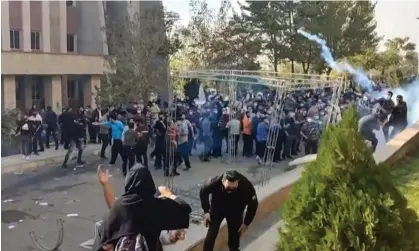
left=1, top=1, right=107, bottom=112
left=1, top=0, right=168, bottom=113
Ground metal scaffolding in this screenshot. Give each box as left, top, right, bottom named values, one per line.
left=174, top=69, right=344, bottom=187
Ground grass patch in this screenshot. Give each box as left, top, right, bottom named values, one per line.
left=390, top=152, right=419, bottom=215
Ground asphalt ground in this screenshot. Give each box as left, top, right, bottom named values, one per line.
left=1, top=149, right=288, bottom=251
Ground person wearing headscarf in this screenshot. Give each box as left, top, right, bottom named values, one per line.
left=98, top=164, right=191, bottom=251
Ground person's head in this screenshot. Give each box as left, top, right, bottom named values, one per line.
left=181, top=114, right=186, bottom=120
left=387, top=91, right=393, bottom=100
left=79, top=107, right=84, bottom=113
left=124, top=163, right=156, bottom=199
left=23, top=113, right=28, bottom=120
left=46, top=106, right=52, bottom=111
left=109, top=114, right=116, bottom=122
left=222, top=170, right=239, bottom=193
left=159, top=113, right=165, bottom=120
left=128, top=121, right=135, bottom=129
left=396, top=95, right=403, bottom=104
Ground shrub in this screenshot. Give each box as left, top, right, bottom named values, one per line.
left=278, top=105, right=419, bottom=251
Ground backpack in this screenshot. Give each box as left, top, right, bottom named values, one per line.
left=308, top=123, right=320, bottom=141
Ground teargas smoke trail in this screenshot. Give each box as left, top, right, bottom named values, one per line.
left=297, top=29, right=372, bottom=91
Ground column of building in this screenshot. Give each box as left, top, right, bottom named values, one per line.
left=83, top=75, right=101, bottom=109
left=1, top=2, right=16, bottom=111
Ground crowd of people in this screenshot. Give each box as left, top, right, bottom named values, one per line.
left=12, top=79, right=412, bottom=251
left=14, top=80, right=409, bottom=175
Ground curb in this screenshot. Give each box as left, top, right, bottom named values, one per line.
left=1, top=149, right=101, bottom=175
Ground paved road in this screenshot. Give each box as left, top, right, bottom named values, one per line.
left=1, top=151, right=288, bottom=251
left=1, top=128, right=388, bottom=251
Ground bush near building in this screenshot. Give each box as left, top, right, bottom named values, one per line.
left=278, top=106, right=419, bottom=251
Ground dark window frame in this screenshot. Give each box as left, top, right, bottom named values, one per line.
left=67, top=34, right=75, bottom=52
left=31, top=31, right=41, bottom=50
left=67, top=80, right=78, bottom=99
left=9, top=30, right=21, bottom=49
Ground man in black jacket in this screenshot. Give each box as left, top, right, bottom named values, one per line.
left=200, top=170, right=258, bottom=251
left=44, top=106, right=59, bottom=150
left=388, top=95, right=408, bottom=139
left=61, top=111, right=85, bottom=168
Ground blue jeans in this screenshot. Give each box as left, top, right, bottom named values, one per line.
left=188, top=136, right=194, bottom=155
left=203, top=136, right=213, bottom=157
left=177, top=142, right=191, bottom=169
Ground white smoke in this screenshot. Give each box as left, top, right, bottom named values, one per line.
left=371, top=78, right=419, bottom=125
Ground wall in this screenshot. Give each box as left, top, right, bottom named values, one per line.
left=1, top=51, right=107, bottom=75
left=76, top=1, right=108, bottom=55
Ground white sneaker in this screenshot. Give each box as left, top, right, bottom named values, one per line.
left=256, top=156, right=262, bottom=165
left=25, top=156, right=30, bottom=160
left=21, top=155, right=26, bottom=160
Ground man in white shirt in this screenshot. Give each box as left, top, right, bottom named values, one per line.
left=175, top=114, right=192, bottom=171
left=226, top=114, right=241, bottom=156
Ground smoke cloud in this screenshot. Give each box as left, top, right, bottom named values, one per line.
left=371, top=79, right=419, bottom=125
left=298, top=29, right=419, bottom=125
left=297, top=29, right=372, bottom=91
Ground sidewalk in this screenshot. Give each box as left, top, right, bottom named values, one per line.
left=1, top=144, right=102, bottom=174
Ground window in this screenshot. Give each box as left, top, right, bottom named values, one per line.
left=68, top=80, right=78, bottom=99
left=67, top=34, right=75, bottom=52
left=31, top=77, right=44, bottom=100
left=66, top=1, right=74, bottom=6
left=9, top=30, right=20, bottom=49
left=31, top=31, right=41, bottom=50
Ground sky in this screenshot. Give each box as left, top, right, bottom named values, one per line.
left=163, top=0, right=419, bottom=52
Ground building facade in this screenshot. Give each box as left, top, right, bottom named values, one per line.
left=1, top=0, right=168, bottom=113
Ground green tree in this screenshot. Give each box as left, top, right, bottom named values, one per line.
left=99, top=7, right=182, bottom=105
left=279, top=106, right=419, bottom=250
left=298, top=1, right=380, bottom=75
left=240, top=1, right=286, bottom=72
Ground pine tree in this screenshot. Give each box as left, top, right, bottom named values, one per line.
left=279, top=106, right=419, bottom=251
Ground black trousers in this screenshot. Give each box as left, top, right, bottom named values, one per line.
left=88, top=123, right=98, bottom=143
left=242, top=134, right=253, bottom=156
left=203, top=211, right=243, bottom=251
left=362, top=131, right=378, bottom=152
left=99, top=134, right=109, bottom=158
left=273, top=136, right=284, bottom=161
left=32, top=131, right=44, bottom=153
left=110, top=139, right=123, bottom=165
left=63, top=138, right=83, bottom=165
left=121, top=145, right=135, bottom=175
left=227, top=134, right=240, bottom=156
left=256, top=140, right=266, bottom=160
left=382, top=122, right=390, bottom=142
left=304, top=139, right=318, bottom=155
left=135, top=143, right=148, bottom=168
left=154, top=136, right=166, bottom=168
left=46, top=128, right=59, bottom=149
left=389, top=124, right=407, bottom=140
left=282, top=135, right=296, bottom=158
